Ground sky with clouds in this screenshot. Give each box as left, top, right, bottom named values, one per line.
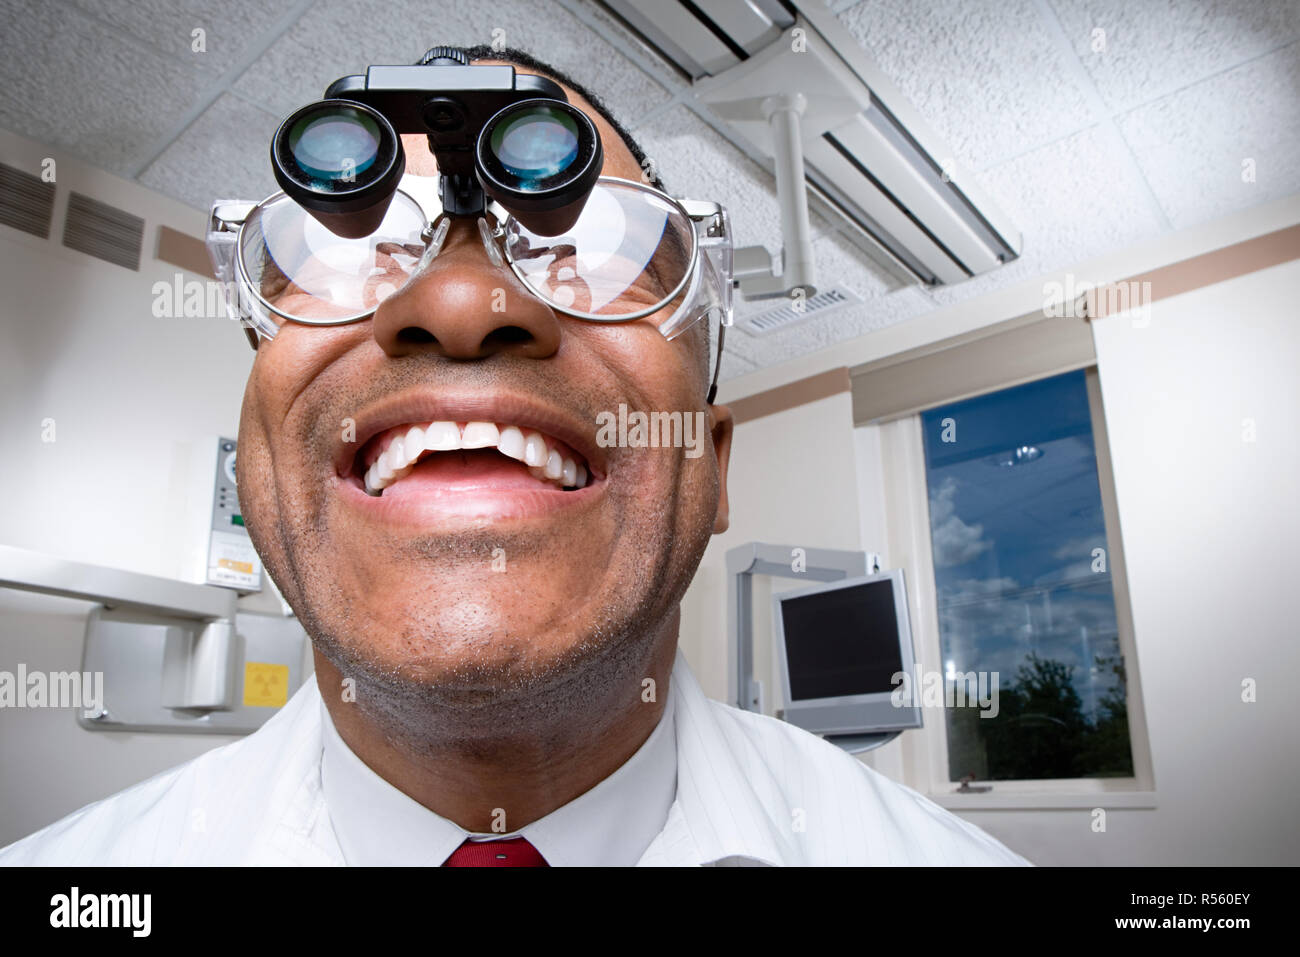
left=920, top=371, right=1124, bottom=723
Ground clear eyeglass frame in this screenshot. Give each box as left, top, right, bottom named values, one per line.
left=205, top=175, right=733, bottom=401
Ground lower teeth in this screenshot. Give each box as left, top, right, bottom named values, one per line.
left=361, top=449, right=588, bottom=496
left=364, top=472, right=585, bottom=497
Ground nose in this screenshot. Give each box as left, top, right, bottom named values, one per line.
left=370, top=215, right=564, bottom=360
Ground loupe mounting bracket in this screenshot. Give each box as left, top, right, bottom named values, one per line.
left=323, top=63, right=568, bottom=219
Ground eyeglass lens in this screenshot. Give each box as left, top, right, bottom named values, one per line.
left=239, top=181, right=696, bottom=328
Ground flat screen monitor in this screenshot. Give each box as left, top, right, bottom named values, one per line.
left=772, top=569, right=922, bottom=738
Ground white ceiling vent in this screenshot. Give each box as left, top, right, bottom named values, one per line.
left=63, top=192, right=144, bottom=271
left=736, top=283, right=862, bottom=337
left=0, top=162, right=56, bottom=239
left=597, top=0, right=1022, bottom=287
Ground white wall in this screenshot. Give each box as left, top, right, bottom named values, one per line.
left=679, top=391, right=863, bottom=711
left=0, top=130, right=260, bottom=845
left=1083, top=258, right=1300, bottom=864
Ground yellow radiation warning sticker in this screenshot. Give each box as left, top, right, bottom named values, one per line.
left=243, top=662, right=289, bottom=707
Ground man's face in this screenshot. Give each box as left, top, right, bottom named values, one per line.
left=235, top=63, right=733, bottom=706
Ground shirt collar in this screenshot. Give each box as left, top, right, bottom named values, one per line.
left=638, top=649, right=793, bottom=867
left=320, top=679, right=677, bottom=867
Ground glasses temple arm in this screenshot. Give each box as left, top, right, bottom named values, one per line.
left=707, top=321, right=725, bottom=406
left=206, top=202, right=261, bottom=350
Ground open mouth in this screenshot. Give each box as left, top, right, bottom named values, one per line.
left=356, top=421, right=594, bottom=497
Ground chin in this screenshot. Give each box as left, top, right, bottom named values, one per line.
left=316, top=595, right=610, bottom=692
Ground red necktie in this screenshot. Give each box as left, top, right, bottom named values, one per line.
left=442, top=837, right=549, bottom=867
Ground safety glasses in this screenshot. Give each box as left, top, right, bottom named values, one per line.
left=206, top=175, right=732, bottom=401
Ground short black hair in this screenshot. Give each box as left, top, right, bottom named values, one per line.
left=420, top=44, right=666, bottom=192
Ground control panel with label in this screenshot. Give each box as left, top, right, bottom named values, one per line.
left=206, top=437, right=262, bottom=591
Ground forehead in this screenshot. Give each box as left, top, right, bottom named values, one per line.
left=400, top=59, right=642, bottom=182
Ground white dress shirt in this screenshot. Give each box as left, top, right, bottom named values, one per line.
left=320, top=683, right=677, bottom=866
left=0, top=648, right=1030, bottom=866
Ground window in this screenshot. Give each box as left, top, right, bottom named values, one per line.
left=917, top=370, right=1134, bottom=783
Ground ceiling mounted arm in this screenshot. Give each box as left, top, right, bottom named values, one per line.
left=727, top=92, right=817, bottom=301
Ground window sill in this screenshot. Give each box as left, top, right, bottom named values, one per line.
left=930, top=791, right=1158, bottom=811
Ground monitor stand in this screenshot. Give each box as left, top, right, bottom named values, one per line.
left=727, top=542, right=872, bottom=719
left=822, top=730, right=902, bottom=754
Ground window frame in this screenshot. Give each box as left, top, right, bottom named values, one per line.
left=862, top=344, right=1156, bottom=806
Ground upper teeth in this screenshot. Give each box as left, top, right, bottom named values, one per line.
left=363, top=421, right=590, bottom=496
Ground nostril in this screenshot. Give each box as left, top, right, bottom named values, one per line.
left=486, top=326, right=533, bottom=346
left=396, top=327, right=437, bottom=345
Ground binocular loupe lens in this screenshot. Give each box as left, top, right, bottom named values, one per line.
left=489, top=106, right=580, bottom=186
left=270, top=92, right=602, bottom=239
left=272, top=100, right=405, bottom=239
left=478, top=99, right=602, bottom=237
left=288, top=110, right=382, bottom=185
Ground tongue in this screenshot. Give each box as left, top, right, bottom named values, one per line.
left=383, top=448, right=558, bottom=499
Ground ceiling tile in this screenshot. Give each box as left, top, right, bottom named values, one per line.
left=811, top=227, right=910, bottom=297
left=1047, top=0, right=1300, bottom=114
left=229, top=0, right=429, bottom=119
left=1116, top=42, right=1300, bottom=230
left=929, top=123, right=1167, bottom=306
left=138, top=92, right=281, bottom=211
left=0, top=0, right=211, bottom=176
left=231, top=0, right=669, bottom=134
left=566, top=0, right=692, bottom=94
left=717, top=346, right=758, bottom=383
left=68, top=0, right=291, bottom=78
left=633, top=105, right=784, bottom=254
left=834, top=0, right=1096, bottom=171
